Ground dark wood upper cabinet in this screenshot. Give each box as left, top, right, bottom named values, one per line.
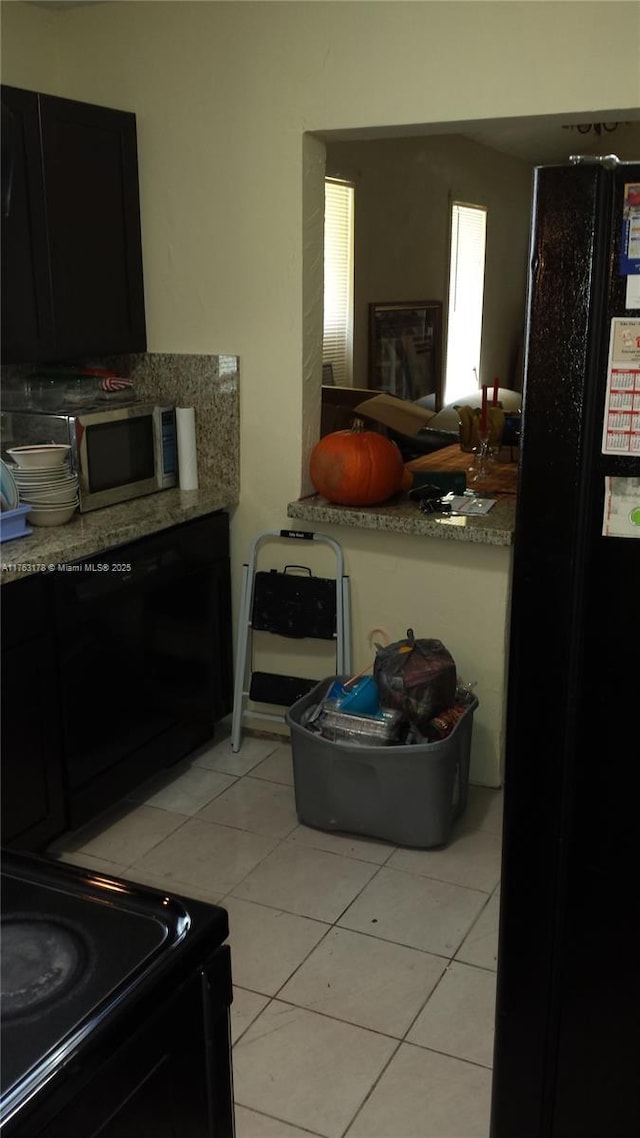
left=1, top=85, right=147, bottom=364
left=1, top=87, right=54, bottom=362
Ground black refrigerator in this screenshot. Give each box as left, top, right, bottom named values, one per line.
left=491, top=160, right=640, bottom=1138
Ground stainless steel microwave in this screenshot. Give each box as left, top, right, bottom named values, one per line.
left=1, top=403, right=177, bottom=512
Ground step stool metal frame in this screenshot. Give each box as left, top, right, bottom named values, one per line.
left=231, top=529, right=351, bottom=752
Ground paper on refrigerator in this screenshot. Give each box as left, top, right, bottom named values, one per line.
left=602, top=476, right=640, bottom=538
left=601, top=318, right=640, bottom=455
left=625, top=274, right=640, bottom=310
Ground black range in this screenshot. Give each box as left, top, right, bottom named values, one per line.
left=0, top=851, right=234, bottom=1137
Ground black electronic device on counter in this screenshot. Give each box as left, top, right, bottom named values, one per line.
left=0, top=851, right=235, bottom=1137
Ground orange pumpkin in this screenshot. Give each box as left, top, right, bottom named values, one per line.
left=310, top=420, right=404, bottom=506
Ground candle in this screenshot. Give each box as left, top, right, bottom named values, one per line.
left=481, top=385, right=488, bottom=433
left=492, top=378, right=500, bottom=407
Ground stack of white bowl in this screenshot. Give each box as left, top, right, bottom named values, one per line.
left=6, top=445, right=79, bottom=527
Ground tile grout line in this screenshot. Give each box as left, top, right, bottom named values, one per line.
left=48, top=754, right=501, bottom=1138
left=233, top=1101, right=325, bottom=1138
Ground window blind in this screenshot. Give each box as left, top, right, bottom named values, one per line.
left=323, top=179, right=354, bottom=386
left=444, top=202, right=487, bottom=405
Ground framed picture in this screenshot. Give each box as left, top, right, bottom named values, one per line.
left=369, top=300, right=443, bottom=408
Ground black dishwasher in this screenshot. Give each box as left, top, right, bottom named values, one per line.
left=52, top=512, right=233, bottom=829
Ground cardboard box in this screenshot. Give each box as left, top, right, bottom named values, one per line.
left=354, top=393, right=436, bottom=437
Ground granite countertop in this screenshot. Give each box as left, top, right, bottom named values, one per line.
left=287, top=492, right=516, bottom=546
left=288, top=443, right=518, bottom=546
left=1, top=487, right=234, bottom=583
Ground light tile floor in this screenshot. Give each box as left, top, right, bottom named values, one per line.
left=48, top=724, right=502, bottom=1138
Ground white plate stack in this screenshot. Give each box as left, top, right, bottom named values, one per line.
left=6, top=445, right=79, bottom=527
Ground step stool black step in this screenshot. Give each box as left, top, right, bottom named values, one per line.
left=249, top=671, right=319, bottom=707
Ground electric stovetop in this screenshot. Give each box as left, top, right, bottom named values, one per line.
left=0, top=850, right=228, bottom=1129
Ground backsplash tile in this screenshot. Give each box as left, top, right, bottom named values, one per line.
left=130, top=353, right=239, bottom=497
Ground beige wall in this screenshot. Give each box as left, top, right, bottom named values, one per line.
left=2, top=0, right=639, bottom=784
left=0, top=1, right=60, bottom=91
left=326, top=134, right=532, bottom=392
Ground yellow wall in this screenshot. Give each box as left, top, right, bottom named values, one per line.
left=0, top=0, right=60, bottom=90
left=2, top=1, right=638, bottom=783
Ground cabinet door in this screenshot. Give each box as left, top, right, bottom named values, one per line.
left=39, top=93, right=147, bottom=358
left=52, top=514, right=232, bottom=827
left=210, top=552, right=234, bottom=721
left=1, top=86, right=55, bottom=362
left=1, top=577, right=66, bottom=850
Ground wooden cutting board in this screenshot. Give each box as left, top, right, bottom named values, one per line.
left=404, top=443, right=519, bottom=497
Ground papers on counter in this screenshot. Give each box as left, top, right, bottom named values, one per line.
left=447, top=495, right=497, bottom=516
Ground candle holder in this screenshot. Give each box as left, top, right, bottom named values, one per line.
left=457, top=406, right=491, bottom=471
left=471, top=430, right=492, bottom=482
left=476, top=381, right=490, bottom=477
left=458, top=404, right=504, bottom=465
left=456, top=405, right=479, bottom=453
left=487, top=406, right=505, bottom=459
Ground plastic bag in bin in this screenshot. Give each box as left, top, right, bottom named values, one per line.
left=374, top=629, right=457, bottom=730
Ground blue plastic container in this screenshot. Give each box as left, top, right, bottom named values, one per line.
left=0, top=504, right=32, bottom=543
left=337, top=676, right=379, bottom=715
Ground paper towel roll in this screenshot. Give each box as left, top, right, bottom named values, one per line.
left=176, top=407, right=199, bottom=491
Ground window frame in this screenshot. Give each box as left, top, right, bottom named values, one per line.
left=322, top=177, right=355, bottom=387
left=444, top=199, right=488, bottom=405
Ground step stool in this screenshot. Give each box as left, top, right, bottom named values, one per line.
left=230, top=529, right=351, bottom=752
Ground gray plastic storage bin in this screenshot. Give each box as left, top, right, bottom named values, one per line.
left=285, top=677, right=478, bottom=848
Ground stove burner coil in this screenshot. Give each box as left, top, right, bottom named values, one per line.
left=1, top=917, right=87, bottom=1019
